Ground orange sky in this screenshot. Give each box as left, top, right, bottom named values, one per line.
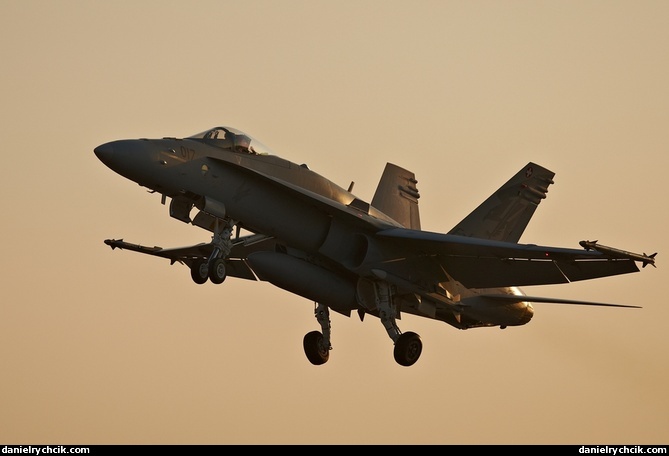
left=1, top=0, right=667, bottom=444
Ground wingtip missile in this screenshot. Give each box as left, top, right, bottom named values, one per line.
left=580, top=240, right=657, bottom=268
left=579, top=240, right=598, bottom=250
left=104, top=238, right=121, bottom=250
left=642, top=252, right=657, bottom=268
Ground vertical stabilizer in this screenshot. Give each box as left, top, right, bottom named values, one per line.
left=371, top=163, right=421, bottom=229
left=448, top=162, right=554, bottom=242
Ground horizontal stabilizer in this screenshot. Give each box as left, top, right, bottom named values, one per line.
left=481, top=293, right=641, bottom=308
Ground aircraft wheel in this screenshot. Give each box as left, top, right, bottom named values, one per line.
left=209, top=259, right=227, bottom=284
left=190, top=260, right=209, bottom=284
left=393, top=331, right=422, bottom=367
left=303, top=330, right=329, bottom=365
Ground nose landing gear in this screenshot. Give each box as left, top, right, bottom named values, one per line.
left=189, top=218, right=235, bottom=284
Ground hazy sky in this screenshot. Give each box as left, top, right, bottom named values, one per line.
left=1, top=0, right=667, bottom=445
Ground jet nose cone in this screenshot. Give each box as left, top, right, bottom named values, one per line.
left=94, top=142, right=114, bottom=165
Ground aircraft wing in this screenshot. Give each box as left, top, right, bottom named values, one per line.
left=104, top=233, right=276, bottom=280
left=197, top=158, right=646, bottom=289
left=374, top=228, right=642, bottom=288
left=104, top=239, right=209, bottom=260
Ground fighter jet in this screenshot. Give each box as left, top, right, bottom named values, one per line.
left=94, top=126, right=657, bottom=366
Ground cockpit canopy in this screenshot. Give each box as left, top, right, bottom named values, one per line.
left=188, top=126, right=273, bottom=156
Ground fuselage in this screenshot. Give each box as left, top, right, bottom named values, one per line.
left=94, top=126, right=534, bottom=329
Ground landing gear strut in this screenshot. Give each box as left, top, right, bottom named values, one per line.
left=301, top=281, right=423, bottom=367
left=374, top=280, right=423, bottom=367
left=303, top=302, right=331, bottom=365
left=189, top=218, right=236, bottom=284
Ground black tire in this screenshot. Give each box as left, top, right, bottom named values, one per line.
left=190, top=260, right=209, bottom=284
left=303, top=331, right=329, bottom=365
left=393, top=331, right=422, bottom=367
left=209, top=259, right=227, bottom=284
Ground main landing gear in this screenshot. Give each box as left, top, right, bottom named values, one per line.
left=189, top=218, right=235, bottom=285
left=302, top=281, right=423, bottom=367
left=303, top=303, right=332, bottom=365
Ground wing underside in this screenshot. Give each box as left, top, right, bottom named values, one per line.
left=373, top=228, right=641, bottom=289
left=437, top=255, right=638, bottom=287
left=104, top=233, right=277, bottom=281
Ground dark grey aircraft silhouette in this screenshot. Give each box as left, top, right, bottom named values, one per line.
left=95, top=126, right=656, bottom=366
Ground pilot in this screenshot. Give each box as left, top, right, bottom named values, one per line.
left=233, top=134, right=251, bottom=153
